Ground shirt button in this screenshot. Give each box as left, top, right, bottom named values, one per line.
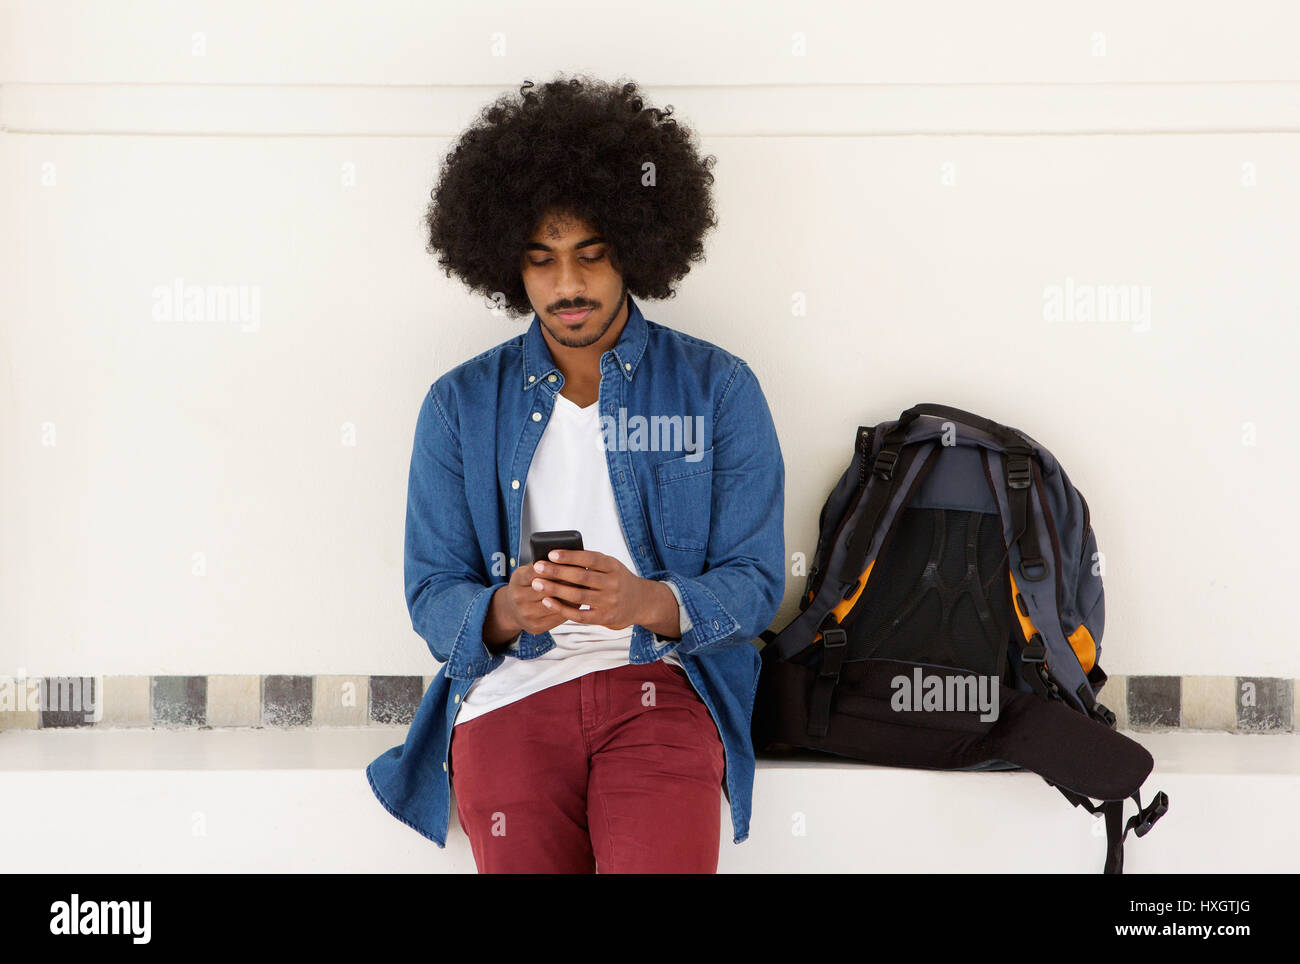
left=528, top=375, right=535, bottom=383
left=532, top=412, right=541, bottom=421
left=625, top=362, right=631, bottom=370
left=713, top=620, right=720, bottom=629
left=453, top=693, right=460, bottom=703
left=511, top=479, right=520, bottom=489
left=547, top=374, right=557, bottom=382
left=442, top=760, right=448, bottom=771
left=509, top=557, right=515, bottom=567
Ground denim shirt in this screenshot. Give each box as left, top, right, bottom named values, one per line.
left=365, top=293, right=786, bottom=847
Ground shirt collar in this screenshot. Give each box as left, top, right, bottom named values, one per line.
left=521, top=292, right=648, bottom=391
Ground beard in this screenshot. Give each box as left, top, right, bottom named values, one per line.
left=543, top=284, right=628, bottom=348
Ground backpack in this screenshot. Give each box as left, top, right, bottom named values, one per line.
left=753, top=403, right=1168, bottom=873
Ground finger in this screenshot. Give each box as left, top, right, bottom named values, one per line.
left=530, top=576, right=594, bottom=607
left=542, top=548, right=611, bottom=572
left=512, top=562, right=544, bottom=585
left=532, top=558, right=603, bottom=589
left=541, top=594, right=591, bottom=622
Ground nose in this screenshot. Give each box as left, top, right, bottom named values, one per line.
left=553, top=260, right=586, bottom=306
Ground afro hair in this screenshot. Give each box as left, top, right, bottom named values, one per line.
left=424, top=72, right=718, bottom=318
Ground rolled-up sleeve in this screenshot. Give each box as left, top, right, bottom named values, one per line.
left=646, top=360, right=785, bottom=656
left=404, top=384, right=506, bottom=680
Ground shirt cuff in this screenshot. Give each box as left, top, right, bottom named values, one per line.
left=649, top=571, right=744, bottom=654
left=662, top=578, right=693, bottom=635
left=490, top=631, right=522, bottom=655
left=650, top=579, right=693, bottom=653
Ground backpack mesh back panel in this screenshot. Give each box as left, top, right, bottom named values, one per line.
left=847, top=507, right=1012, bottom=682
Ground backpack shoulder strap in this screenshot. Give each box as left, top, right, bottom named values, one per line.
left=983, top=445, right=1102, bottom=719
left=767, top=435, right=939, bottom=662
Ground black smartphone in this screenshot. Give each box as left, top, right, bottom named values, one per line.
left=529, top=530, right=584, bottom=569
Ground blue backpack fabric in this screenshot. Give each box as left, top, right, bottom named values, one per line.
left=753, top=403, right=1167, bottom=873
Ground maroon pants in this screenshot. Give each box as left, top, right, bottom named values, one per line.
left=449, top=659, right=726, bottom=873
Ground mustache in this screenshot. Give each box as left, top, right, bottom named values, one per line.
left=553, top=302, right=596, bottom=312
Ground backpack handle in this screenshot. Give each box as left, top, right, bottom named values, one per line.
left=894, top=404, right=1047, bottom=582
left=895, top=403, right=1028, bottom=451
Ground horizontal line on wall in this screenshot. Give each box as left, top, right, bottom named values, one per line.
left=5, top=0, right=1299, bottom=87
left=8, top=129, right=1300, bottom=141
left=3, top=82, right=1299, bottom=137
left=9, top=79, right=1300, bottom=89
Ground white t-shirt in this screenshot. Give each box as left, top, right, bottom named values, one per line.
left=454, top=390, right=687, bottom=726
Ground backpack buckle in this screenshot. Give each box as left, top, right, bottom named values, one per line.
left=808, top=627, right=849, bottom=739
left=818, top=628, right=848, bottom=679
left=1018, top=556, right=1048, bottom=581
left=1020, top=633, right=1047, bottom=663
left=1091, top=702, right=1117, bottom=728
left=802, top=565, right=819, bottom=603
left=873, top=448, right=899, bottom=481
left=820, top=628, right=847, bottom=652
left=1006, top=455, right=1032, bottom=489
left=1132, top=791, right=1169, bottom=837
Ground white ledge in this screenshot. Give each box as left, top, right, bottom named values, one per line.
left=2, top=729, right=1295, bottom=872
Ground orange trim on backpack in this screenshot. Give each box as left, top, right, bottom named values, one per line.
left=1010, top=572, right=1097, bottom=673
left=1009, top=572, right=1053, bottom=672
left=1067, top=623, right=1097, bottom=673
left=1008, top=572, right=1039, bottom=645
left=812, top=560, right=874, bottom=644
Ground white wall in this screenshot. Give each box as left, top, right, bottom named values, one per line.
left=2, top=1, right=1298, bottom=678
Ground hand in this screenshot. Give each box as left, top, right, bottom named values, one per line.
left=492, top=557, right=571, bottom=638
left=528, top=549, right=658, bottom=632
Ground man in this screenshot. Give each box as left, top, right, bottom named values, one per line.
left=366, top=73, right=785, bottom=873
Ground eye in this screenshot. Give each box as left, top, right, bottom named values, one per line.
left=527, top=253, right=605, bottom=267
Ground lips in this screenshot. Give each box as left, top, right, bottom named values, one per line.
left=556, top=307, right=593, bottom=323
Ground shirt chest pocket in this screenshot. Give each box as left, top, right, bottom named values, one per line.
left=654, top=447, right=714, bottom=552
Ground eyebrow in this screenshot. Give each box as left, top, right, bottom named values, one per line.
left=524, top=236, right=606, bottom=253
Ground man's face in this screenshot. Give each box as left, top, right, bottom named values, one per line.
left=521, top=210, right=627, bottom=349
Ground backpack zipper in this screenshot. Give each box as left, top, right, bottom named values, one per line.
left=856, top=426, right=872, bottom=487
left=1077, top=491, right=1092, bottom=567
